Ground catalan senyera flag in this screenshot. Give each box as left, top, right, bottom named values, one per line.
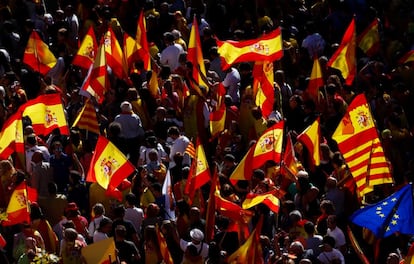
left=0, top=112, right=24, bottom=160
left=252, top=121, right=284, bottom=169
left=81, top=43, right=108, bottom=104
left=184, top=141, right=196, bottom=159
left=86, top=136, right=136, bottom=201
left=71, top=99, right=100, bottom=134
left=136, top=10, right=151, bottom=71
left=23, top=30, right=57, bottom=75
left=81, top=237, right=116, bottom=264
left=104, top=27, right=128, bottom=80
left=217, top=28, right=283, bottom=70
left=227, top=216, right=264, bottom=264
left=156, top=225, right=174, bottom=264
left=327, top=18, right=356, bottom=85
left=399, top=50, right=414, bottom=65
left=188, top=17, right=208, bottom=91
left=210, top=103, right=226, bottom=139
left=184, top=138, right=211, bottom=203
left=1, top=181, right=30, bottom=226
left=242, top=190, right=280, bottom=213
left=72, top=26, right=97, bottom=70
left=332, top=94, right=393, bottom=197
left=253, top=61, right=274, bottom=118
left=357, top=19, right=380, bottom=57
left=297, top=117, right=321, bottom=167
left=307, top=57, right=324, bottom=102
left=229, top=145, right=254, bottom=182
left=20, top=93, right=69, bottom=136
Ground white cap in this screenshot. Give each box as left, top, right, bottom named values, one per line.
left=190, top=228, right=204, bottom=242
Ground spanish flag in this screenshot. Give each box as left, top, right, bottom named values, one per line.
left=86, top=136, right=136, bottom=201
left=227, top=215, right=264, bottom=264
left=297, top=117, right=321, bottom=167
left=184, top=138, right=211, bottom=203
left=148, top=68, right=160, bottom=98
left=253, top=61, right=274, bottom=118
left=72, top=26, right=97, bottom=70
left=123, top=33, right=140, bottom=71
left=23, top=30, right=57, bottom=76
left=1, top=181, right=30, bottom=226
left=136, top=10, right=151, bottom=71
left=210, top=103, right=226, bottom=139
left=205, top=168, right=218, bottom=242
left=188, top=17, right=208, bottom=91
left=332, top=94, right=393, bottom=197
left=156, top=225, right=174, bottom=264
left=217, top=28, right=283, bottom=70
left=0, top=112, right=24, bottom=160
left=252, top=121, right=284, bottom=169
left=327, top=18, right=356, bottom=85
left=242, top=190, right=280, bottom=213
left=357, top=19, right=380, bottom=57
left=20, top=93, right=69, bottom=136
left=280, top=132, right=300, bottom=187
left=71, top=99, right=100, bottom=134
left=81, top=43, right=108, bottom=104
left=104, top=27, right=128, bottom=80
left=229, top=144, right=254, bottom=182
left=399, top=50, right=414, bottom=64
left=307, top=57, right=324, bottom=102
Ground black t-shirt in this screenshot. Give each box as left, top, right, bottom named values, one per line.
left=111, top=219, right=137, bottom=242
left=115, top=240, right=139, bottom=264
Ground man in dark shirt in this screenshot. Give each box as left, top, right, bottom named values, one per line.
left=111, top=205, right=140, bottom=249
left=114, top=225, right=140, bottom=264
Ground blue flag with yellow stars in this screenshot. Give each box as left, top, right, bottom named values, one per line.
left=350, top=184, right=414, bottom=238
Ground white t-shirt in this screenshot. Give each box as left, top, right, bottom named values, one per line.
left=317, top=248, right=345, bottom=264
left=168, top=135, right=190, bottom=168
left=327, top=227, right=346, bottom=248
left=160, top=43, right=184, bottom=71
left=180, top=239, right=209, bottom=259
left=124, top=207, right=144, bottom=234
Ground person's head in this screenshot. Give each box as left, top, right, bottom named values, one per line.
left=189, top=206, right=201, bottom=222
left=120, top=101, right=133, bottom=113
left=167, top=126, right=180, bottom=139
left=320, top=199, right=335, bottom=215
left=31, top=150, right=43, bottom=164
left=289, top=241, right=304, bottom=256
left=30, top=203, right=43, bottom=220
left=65, top=202, right=80, bottom=217
left=320, top=235, right=335, bottom=252
left=47, top=182, right=58, bottom=195
left=327, top=215, right=337, bottom=229
left=115, top=225, right=127, bottom=240
left=51, top=141, right=63, bottom=155
left=189, top=228, right=204, bottom=244
left=304, top=221, right=316, bottom=235
left=125, top=193, right=137, bottom=207
left=151, top=182, right=162, bottom=197
left=63, top=228, right=78, bottom=242
left=113, top=205, right=126, bottom=219
left=97, top=217, right=113, bottom=233
left=92, top=203, right=105, bottom=217
left=386, top=253, right=401, bottom=264
left=289, top=210, right=302, bottom=223
left=26, top=134, right=37, bottom=146
left=325, top=177, right=338, bottom=190
left=146, top=203, right=160, bottom=217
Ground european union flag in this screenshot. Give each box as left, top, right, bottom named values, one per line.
left=350, top=184, right=414, bottom=238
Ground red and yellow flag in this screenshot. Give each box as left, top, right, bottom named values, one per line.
left=23, top=30, right=57, bottom=75
left=229, top=145, right=254, bottom=182
left=210, top=103, right=226, bottom=139
left=104, top=28, right=128, bottom=80
left=242, top=190, right=280, bottom=213
left=1, top=181, right=30, bottom=226
left=281, top=132, right=300, bottom=180
left=86, top=136, right=136, bottom=201
left=136, top=10, right=151, bottom=71
left=297, top=117, right=321, bottom=167
left=217, top=28, right=283, bottom=70
left=72, top=26, right=97, bottom=70
left=20, top=93, right=69, bottom=136
left=252, top=121, right=284, bottom=169
left=148, top=68, right=159, bottom=98
left=123, top=33, right=139, bottom=71
left=205, top=168, right=218, bottom=242
left=404, top=242, right=414, bottom=264
left=227, top=215, right=264, bottom=264
left=184, top=138, right=211, bottom=203
left=188, top=17, right=208, bottom=91
left=0, top=112, right=24, bottom=160
left=399, top=50, right=414, bottom=65
left=156, top=226, right=173, bottom=264
left=71, top=99, right=100, bottom=134
left=332, top=94, right=393, bottom=196
left=357, top=19, right=380, bottom=57
left=253, top=61, right=274, bottom=118
left=184, top=141, right=196, bottom=159
left=327, top=18, right=356, bottom=85
left=82, top=43, right=109, bottom=104
left=307, top=57, right=324, bottom=102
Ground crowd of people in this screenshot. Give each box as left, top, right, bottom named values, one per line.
left=0, top=0, right=414, bottom=263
